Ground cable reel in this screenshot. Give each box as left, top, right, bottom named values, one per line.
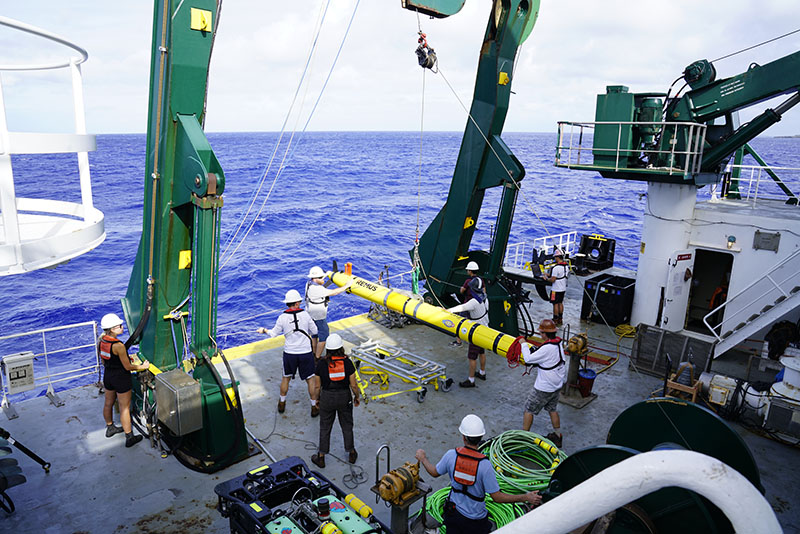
left=546, top=398, right=763, bottom=533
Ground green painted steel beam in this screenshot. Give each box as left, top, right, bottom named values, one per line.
left=123, top=1, right=248, bottom=472
left=412, top=0, right=539, bottom=336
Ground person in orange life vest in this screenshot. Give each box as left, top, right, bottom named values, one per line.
left=416, top=415, right=541, bottom=534
left=447, top=261, right=489, bottom=387
left=98, top=313, right=150, bottom=448
left=258, top=289, right=319, bottom=417
left=522, top=319, right=566, bottom=448
left=310, top=333, right=360, bottom=469
left=544, top=249, right=568, bottom=325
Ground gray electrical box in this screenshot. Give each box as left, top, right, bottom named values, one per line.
left=155, top=369, right=203, bottom=436
left=2, top=351, right=36, bottom=394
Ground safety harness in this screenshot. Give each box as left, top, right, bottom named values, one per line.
left=527, top=338, right=565, bottom=370
left=305, top=280, right=329, bottom=307
left=450, top=447, right=489, bottom=502
left=550, top=262, right=568, bottom=281
left=285, top=308, right=314, bottom=350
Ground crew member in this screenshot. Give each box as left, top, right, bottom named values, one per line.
left=544, top=249, right=568, bottom=325
left=522, top=319, right=566, bottom=448
left=98, top=313, right=150, bottom=448
left=447, top=261, right=488, bottom=387
left=305, top=266, right=352, bottom=359
left=311, top=333, right=360, bottom=468
left=258, top=289, right=319, bottom=416
left=416, top=415, right=541, bottom=533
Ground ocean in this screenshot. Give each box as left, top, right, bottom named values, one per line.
left=1, top=132, right=798, bottom=396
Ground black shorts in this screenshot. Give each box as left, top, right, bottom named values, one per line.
left=103, top=367, right=132, bottom=393
left=467, top=343, right=485, bottom=360
left=550, top=291, right=565, bottom=304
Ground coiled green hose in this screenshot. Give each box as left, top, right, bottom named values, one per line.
left=482, top=430, right=568, bottom=493
left=417, top=430, right=568, bottom=532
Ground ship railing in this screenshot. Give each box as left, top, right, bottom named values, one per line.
left=505, top=231, right=578, bottom=271
left=555, top=121, right=707, bottom=177
left=0, top=321, right=99, bottom=420
left=703, top=247, right=800, bottom=342
left=0, top=16, right=105, bottom=275
left=710, top=163, right=800, bottom=204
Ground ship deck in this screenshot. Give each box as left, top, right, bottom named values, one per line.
left=3, top=276, right=799, bottom=533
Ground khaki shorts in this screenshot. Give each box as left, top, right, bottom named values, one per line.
left=525, top=387, right=560, bottom=415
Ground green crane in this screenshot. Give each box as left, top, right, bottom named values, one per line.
left=407, top=0, right=540, bottom=336
left=122, top=1, right=248, bottom=472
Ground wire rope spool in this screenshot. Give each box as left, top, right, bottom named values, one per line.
left=546, top=398, right=763, bottom=533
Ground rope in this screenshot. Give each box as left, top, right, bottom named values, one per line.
left=220, top=0, right=362, bottom=270
left=220, top=0, right=331, bottom=268
left=711, top=28, right=800, bottom=63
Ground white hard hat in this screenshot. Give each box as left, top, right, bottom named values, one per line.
left=284, top=289, right=303, bottom=304
left=466, top=261, right=479, bottom=271
left=458, top=414, right=486, bottom=437
left=553, top=249, right=564, bottom=257
left=308, top=266, right=325, bottom=279
left=101, top=313, right=124, bottom=330
left=326, top=333, right=344, bottom=350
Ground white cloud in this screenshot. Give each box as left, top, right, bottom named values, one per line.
left=1, top=0, right=798, bottom=135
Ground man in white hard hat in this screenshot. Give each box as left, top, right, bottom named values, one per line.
left=98, top=313, right=150, bottom=448
left=258, top=289, right=319, bottom=416
left=447, top=261, right=489, bottom=387
left=544, top=249, right=568, bottom=325
left=416, top=414, right=541, bottom=533
left=305, top=266, right=352, bottom=359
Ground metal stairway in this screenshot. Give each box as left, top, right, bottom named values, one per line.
left=705, top=248, right=800, bottom=357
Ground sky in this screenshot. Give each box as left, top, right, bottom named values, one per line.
left=1, top=1, right=799, bottom=135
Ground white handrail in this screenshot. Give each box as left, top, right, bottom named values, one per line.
left=704, top=247, right=800, bottom=340
left=495, top=450, right=781, bottom=534
left=0, top=16, right=88, bottom=71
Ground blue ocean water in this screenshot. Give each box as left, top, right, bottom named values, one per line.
left=2, top=132, right=798, bottom=374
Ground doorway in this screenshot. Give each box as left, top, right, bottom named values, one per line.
left=685, top=249, right=733, bottom=334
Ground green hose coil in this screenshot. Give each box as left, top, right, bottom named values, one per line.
left=420, top=487, right=525, bottom=533
left=481, top=430, right=568, bottom=493
left=417, top=431, right=567, bottom=532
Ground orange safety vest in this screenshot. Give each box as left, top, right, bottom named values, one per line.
left=98, top=334, right=120, bottom=361
left=452, top=447, right=487, bottom=488
left=328, top=356, right=346, bottom=382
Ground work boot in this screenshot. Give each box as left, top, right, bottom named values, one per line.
left=105, top=424, right=123, bottom=438
left=349, top=450, right=358, bottom=464
left=476, top=372, right=486, bottom=381
left=546, top=432, right=563, bottom=449
left=311, top=405, right=319, bottom=418
left=278, top=400, right=286, bottom=413
left=311, top=453, right=325, bottom=469
left=459, top=379, right=475, bottom=388
left=125, top=432, right=143, bottom=448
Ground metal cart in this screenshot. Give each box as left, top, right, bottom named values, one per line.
left=350, top=341, right=452, bottom=403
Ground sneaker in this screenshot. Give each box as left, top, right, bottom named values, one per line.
left=311, top=453, right=325, bottom=469
left=349, top=450, right=358, bottom=464
left=278, top=400, right=286, bottom=413
left=311, top=405, right=319, bottom=418
left=105, top=424, right=123, bottom=438
left=125, top=434, right=143, bottom=448
left=449, top=340, right=462, bottom=347
left=476, top=373, right=486, bottom=381
left=459, top=379, right=475, bottom=388
left=546, top=432, right=563, bottom=449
